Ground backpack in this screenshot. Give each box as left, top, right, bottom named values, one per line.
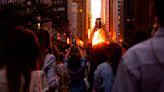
left=55, top=63, right=70, bottom=92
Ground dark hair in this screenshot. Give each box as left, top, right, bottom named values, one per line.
left=70, top=46, right=79, bottom=54
left=35, top=29, right=51, bottom=68
left=68, top=46, right=81, bottom=71
left=35, top=29, right=50, bottom=49
left=5, top=26, right=39, bottom=92
left=68, top=54, right=81, bottom=71
left=93, top=43, right=108, bottom=64
left=53, top=47, right=59, bottom=61
left=108, top=43, right=122, bottom=76
left=59, top=52, right=64, bottom=62
left=155, top=0, right=164, bottom=25
left=91, top=43, right=109, bottom=77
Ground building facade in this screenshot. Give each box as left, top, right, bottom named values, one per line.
left=123, top=0, right=155, bottom=40
left=72, top=0, right=87, bottom=43
left=71, top=2, right=78, bottom=39
left=67, top=0, right=88, bottom=44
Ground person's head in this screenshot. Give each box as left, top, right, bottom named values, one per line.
left=53, top=46, right=59, bottom=61
left=154, top=0, right=164, bottom=26
left=93, top=43, right=108, bottom=64
left=35, top=29, right=52, bottom=68
left=35, top=29, right=52, bottom=51
left=59, top=52, right=64, bottom=63
left=5, top=26, right=39, bottom=92
left=107, top=42, right=122, bottom=76
left=68, top=46, right=81, bottom=71
left=70, top=46, right=79, bottom=55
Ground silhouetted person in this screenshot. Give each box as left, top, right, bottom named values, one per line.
left=88, top=43, right=108, bottom=91
left=112, top=0, right=164, bottom=92
left=35, top=29, right=58, bottom=91
left=92, top=43, right=122, bottom=92
left=64, top=46, right=86, bottom=92
left=56, top=52, right=70, bottom=92
left=1, top=26, right=39, bottom=92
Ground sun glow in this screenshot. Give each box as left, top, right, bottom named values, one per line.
left=91, top=0, right=108, bottom=46
left=92, top=29, right=107, bottom=46
left=92, top=30, right=100, bottom=46
left=91, top=0, right=101, bottom=31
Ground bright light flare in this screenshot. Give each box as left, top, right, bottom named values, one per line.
left=88, top=29, right=91, bottom=39
left=92, top=30, right=100, bottom=46
left=92, top=29, right=107, bottom=46
left=67, top=38, right=70, bottom=44
left=90, top=0, right=109, bottom=46
left=38, top=23, right=41, bottom=29
left=91, top=0, right=101, bottom=31
left=91, top=0, right=102, bottom=46
left=76, top=38, right=84, bottom=47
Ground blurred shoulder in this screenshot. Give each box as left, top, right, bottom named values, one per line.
left=124, top=39, right=151, bottom=57
left=121, top=39, right=151, bottom=69
left=96, top=62, right=111, bottom=72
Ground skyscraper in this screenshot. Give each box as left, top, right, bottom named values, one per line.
left=68, top=0, right=87, bottom=44
left=123, top=0, right=154, bottom=40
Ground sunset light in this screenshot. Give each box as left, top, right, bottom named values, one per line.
left=92, top=28, right=108, bottom=46
left=91, top=0, right=108, bottom=46
left=91, top=0, right=101, bottom=31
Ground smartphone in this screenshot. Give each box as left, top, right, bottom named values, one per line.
left=96, top=18, right=101, bottom=28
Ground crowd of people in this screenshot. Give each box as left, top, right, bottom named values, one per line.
left=0, top=0, right=164, bottom=92
left=0, top=25, right=123, bottom=92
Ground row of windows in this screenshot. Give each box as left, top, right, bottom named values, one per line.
left=53, top=0, right=66, bottom=5
left=0, top=0, right=67, bottom=6
left=0, top=0, right=25, bottom=5
left=53, top=7, right=65, bottom=12
left=118, top=0, right=121, bottom=15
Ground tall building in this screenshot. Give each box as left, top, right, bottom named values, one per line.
left=111, top=0, right=124, bottom=42
left=67, top=0, right=87, bottom=44
left=87, top=0, right=110, bottom=43
left=0, top=0, right=25, bottom=5
left=67, top=0, right=78, bottom=41
left=112, top=0, right=119, bottom=42
left=73, top=0, right=87, bottom=43
left=51, top=0, right=68, bottom=31
left=67, top=0, right=73, bottom=37
left=100, top=0, right=119, bottom=43
left=71, top=2, right=78, bottom=38
left=102, top=0, right=110, bottom=42
left=123, top=0, right=155, bottom=40
left=119, top=0, right=124, bottom=42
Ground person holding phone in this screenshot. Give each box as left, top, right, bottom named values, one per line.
left=64, top=46, right=86, bottom=92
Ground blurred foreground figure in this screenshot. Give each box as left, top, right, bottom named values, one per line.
left=1, top=26, right=39, bottom=92
left=112, top=0, right=164, bottom=92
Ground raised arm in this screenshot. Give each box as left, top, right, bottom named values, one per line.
left=77, top=46, right=85, bottom=58
left=64, top=47, right=71, bottom=60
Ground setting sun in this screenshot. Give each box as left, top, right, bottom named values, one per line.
left=90, top=0, right=109, bottom=46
